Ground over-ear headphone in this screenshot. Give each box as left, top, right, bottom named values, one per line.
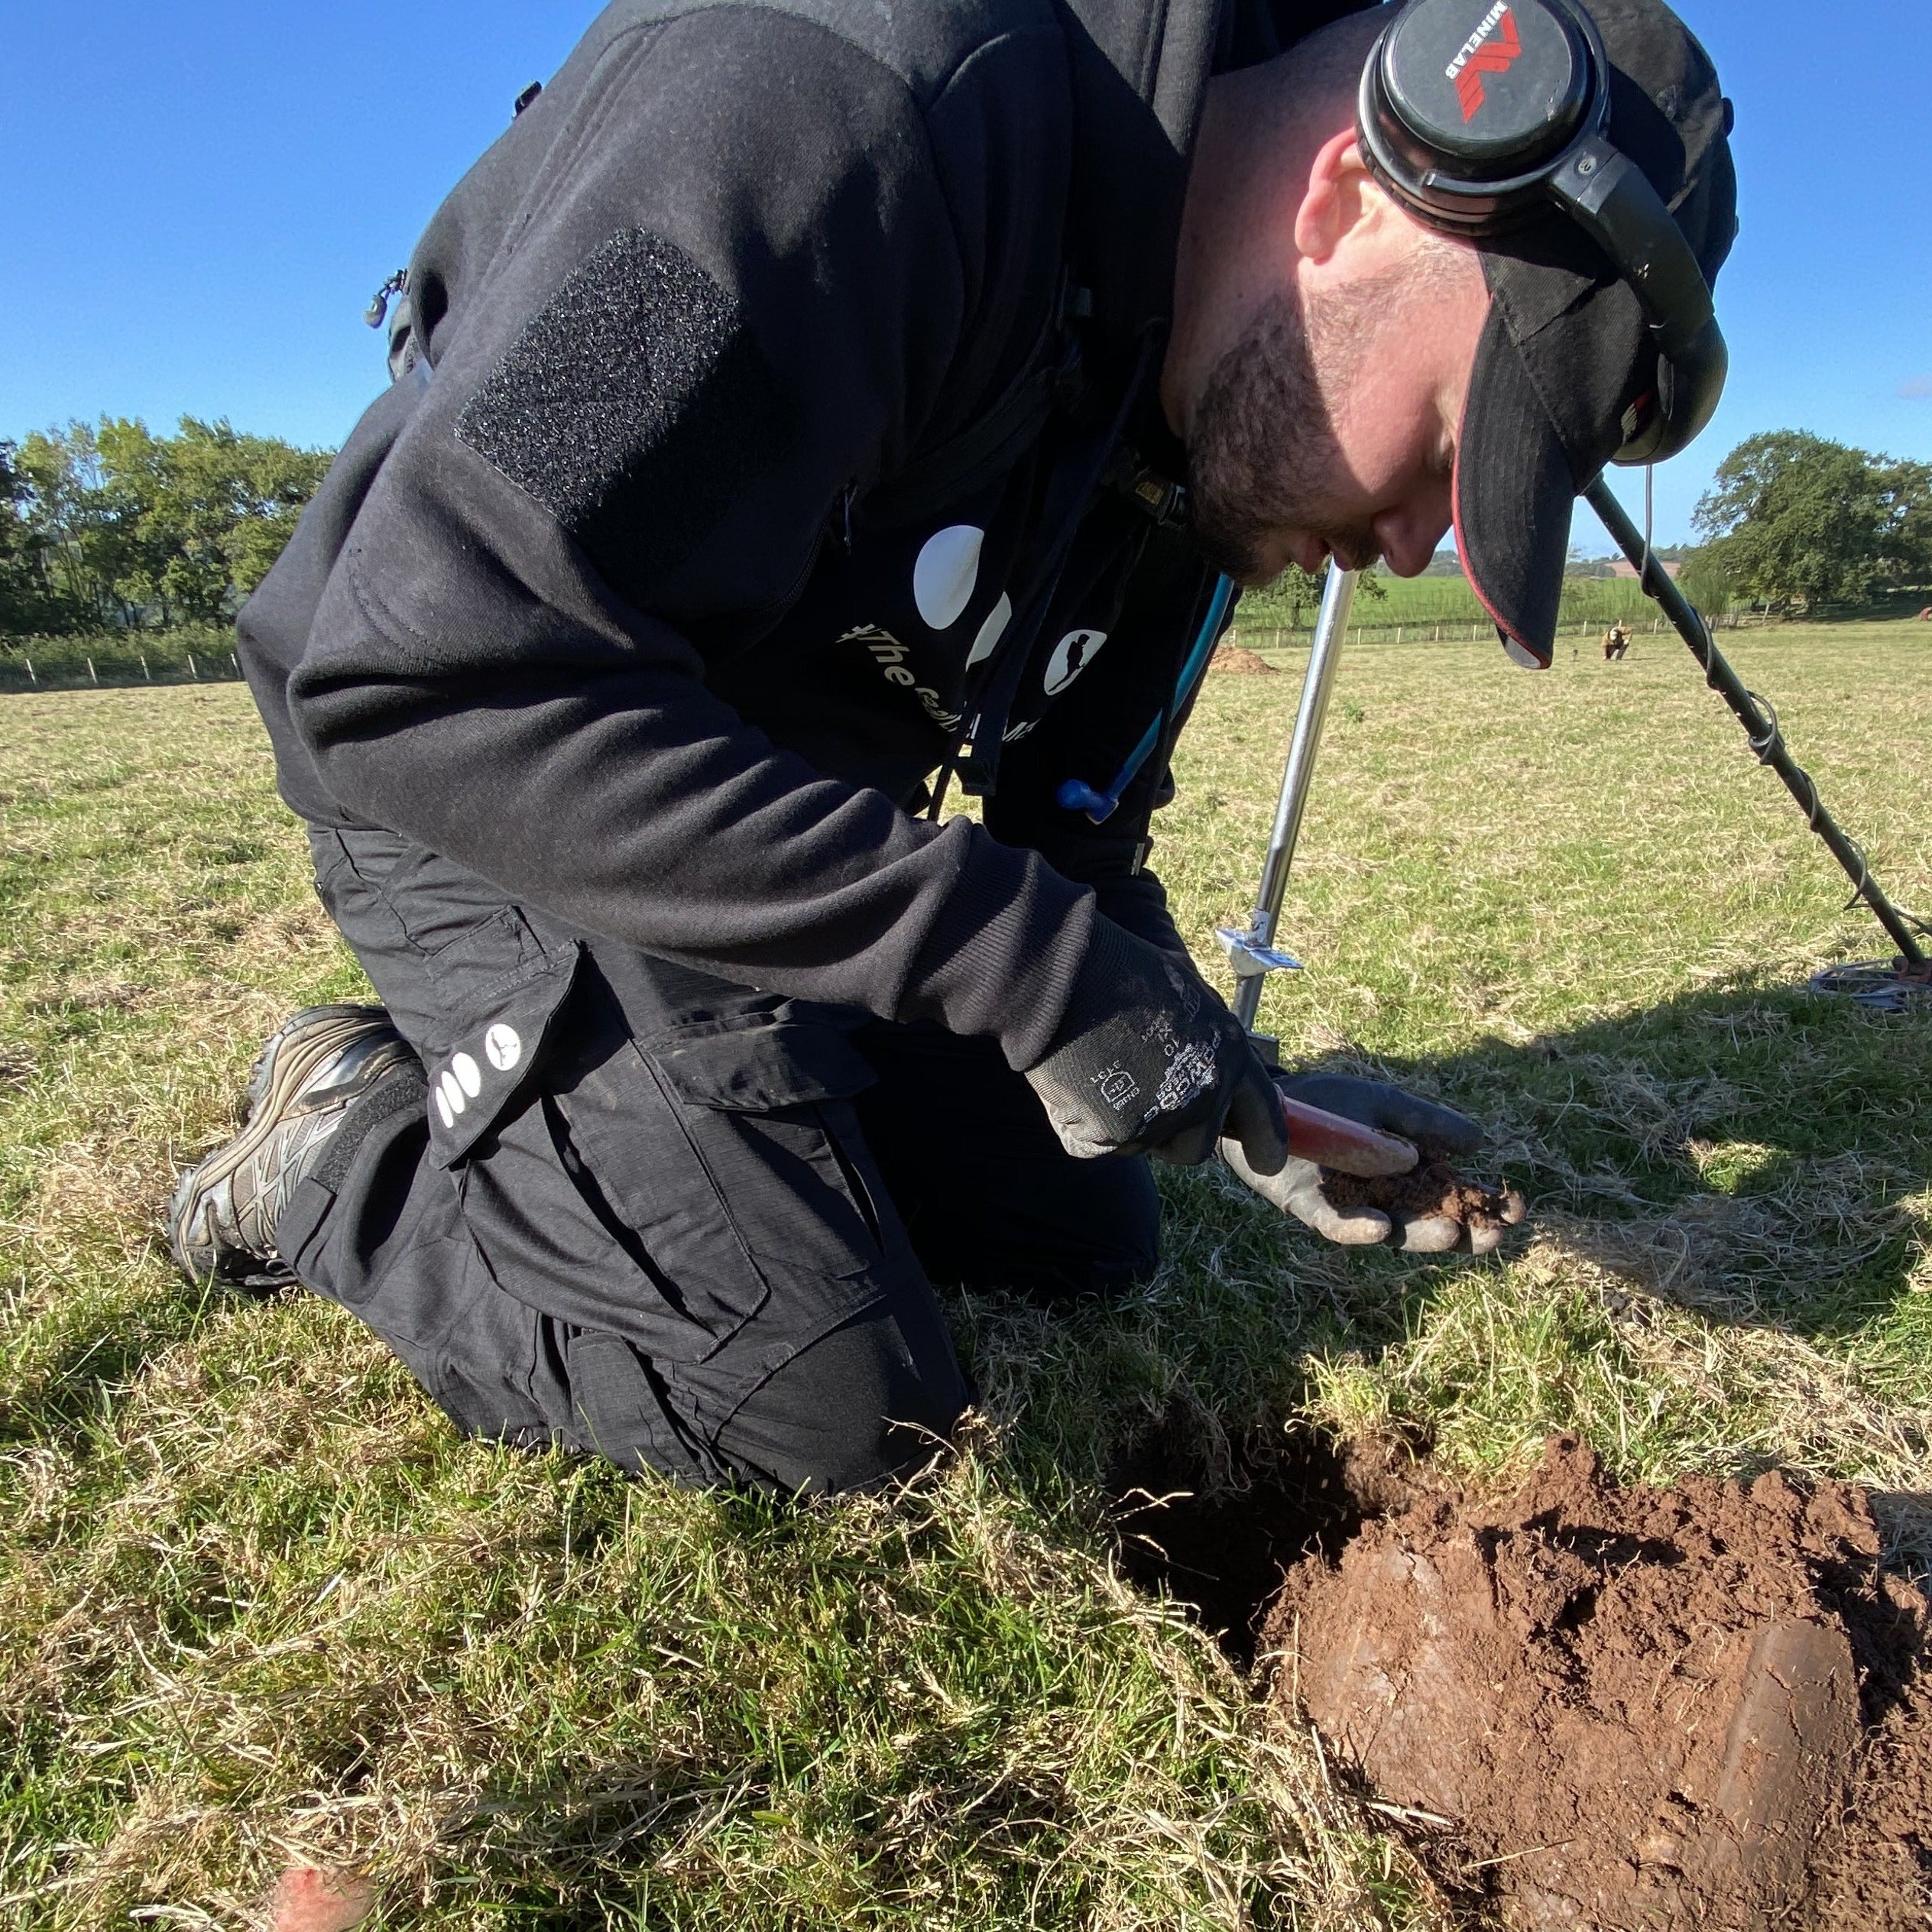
left=1357, top=0, right=1727, bottom=465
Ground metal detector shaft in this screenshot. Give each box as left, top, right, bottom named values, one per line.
left=1585, top=479, right=1927, bottom=968
left=1219, top=562, right=1359, bottom=1042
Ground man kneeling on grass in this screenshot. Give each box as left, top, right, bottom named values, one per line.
left=170, top=0, right=1734, bottom=1493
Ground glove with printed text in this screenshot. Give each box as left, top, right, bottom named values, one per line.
left=1023, top=920, right=1289, bottom=1173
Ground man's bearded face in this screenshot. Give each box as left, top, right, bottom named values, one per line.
left=1185, top=262, right=1467, bottom=585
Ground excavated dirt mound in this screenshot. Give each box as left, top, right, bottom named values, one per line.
left=1208, top=643, right=1276, bottom=674
left=1322, top=1159, right=1527, bottom=1234
left=1263, top=1438, right=1930, bottom=1930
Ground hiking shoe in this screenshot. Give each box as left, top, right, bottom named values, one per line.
left=167, top=1004, right=416, bottom=1285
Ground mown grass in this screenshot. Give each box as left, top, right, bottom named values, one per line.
left=2, top=621, right=1930, bottom=1928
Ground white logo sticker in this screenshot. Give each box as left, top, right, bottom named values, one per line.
left=1045, top=628, right=1107, bottom=695
left=485, top=1024, right=524, bottom=1072
left=912, top=524, right=984, bottom=631
left=452, top=1052, right=483, bottom=1098
left=439, top=1069, right=468, bottom=1117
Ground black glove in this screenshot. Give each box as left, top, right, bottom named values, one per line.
left=1222, top=1073, right=1512, bottom=1253
left=1024, top=919, right=1289, bottom=1174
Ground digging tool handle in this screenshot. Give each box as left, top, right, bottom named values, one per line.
left=1231, top=562, right=1358, bottom=1034
left=1279, top=1093, right=1417, bottom=1178
left=1585, top=479, right=1927, bottom=969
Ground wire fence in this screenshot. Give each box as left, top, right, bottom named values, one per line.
left=1225, top=608, right=1763, bottom=653
left=0, top=633, right=247, bottom=692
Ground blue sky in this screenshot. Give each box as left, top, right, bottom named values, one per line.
left=4, top=0, right=1927, bottom=547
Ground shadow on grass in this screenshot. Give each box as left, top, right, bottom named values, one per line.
left=1386, top=971, right=1932, bottom=1334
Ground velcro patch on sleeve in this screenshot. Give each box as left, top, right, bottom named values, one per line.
left=456, top=229, right=790, bottom=605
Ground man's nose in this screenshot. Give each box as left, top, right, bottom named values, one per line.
left=1373, top=498, right=1453, bottom=579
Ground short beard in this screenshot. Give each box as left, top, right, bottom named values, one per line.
left=1184, top=271, right=1404, bottom=582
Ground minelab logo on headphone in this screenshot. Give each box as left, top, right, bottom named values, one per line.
left=1445, top=2, right=1522, bottom=122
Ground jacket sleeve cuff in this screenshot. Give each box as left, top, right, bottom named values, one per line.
left=902, top=828, right=1098, bottom=1070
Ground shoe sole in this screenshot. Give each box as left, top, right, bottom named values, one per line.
left=169, top=1007, right=398, bottom=1281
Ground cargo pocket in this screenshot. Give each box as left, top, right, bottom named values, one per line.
left=550, top=1009, right=890, bottom=1364
left=565, top=1330, right=718, bottom=1485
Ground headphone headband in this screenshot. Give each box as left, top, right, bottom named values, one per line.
left=1357, top=0, right=1726, bottom=464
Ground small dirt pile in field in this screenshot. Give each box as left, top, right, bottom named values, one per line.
left=1208, top=643, right=1276, bottom=674
left=1263, top=1438, right=1930, bottom=1930
left=1323, top=1159, right=1525, bottom=1235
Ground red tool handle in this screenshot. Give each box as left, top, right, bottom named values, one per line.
left=1279, top=1094, right=1417, bottom=1178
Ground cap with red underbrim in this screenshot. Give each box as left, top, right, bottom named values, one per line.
left=1451, top=0, right=1736, bottom=666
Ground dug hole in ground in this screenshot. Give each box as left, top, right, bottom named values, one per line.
left=1115, top=1429, right=1930, bottom=1930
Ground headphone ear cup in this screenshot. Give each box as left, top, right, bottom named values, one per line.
left=1363, top=0, right=1600, bottom=232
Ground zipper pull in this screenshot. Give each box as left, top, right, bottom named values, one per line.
left=365, top=269, right=408, bottom=331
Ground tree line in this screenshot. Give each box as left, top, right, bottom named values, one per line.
left=1690, top=431, right=1931, bottom=615
left=0, top=418, right=332, bottom=635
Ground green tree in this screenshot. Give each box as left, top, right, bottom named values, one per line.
left=0, top=441, right=69, bottom=631
left=1693, top=431, right=1930, bottom=612
left=186, top=420, right=332, bottom=600
left=15, top=424, right=125, bottom=626
left=1, top=417, right=332, bottom=634
left=1263, top=561, right=1386, bottom=627
left=1677, top=545, right=1736, bottom=624
left=1877, top=455, right=1932, bottom=589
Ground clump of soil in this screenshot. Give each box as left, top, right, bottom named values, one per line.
left=1263, top=1437, right=1930, bottom=1930
left=1208, top=643, right=1276, bottom=675
left=1324, top=1159, right=1527, bottom=1233
left=1809, top=1696, right=1932, bottom=1928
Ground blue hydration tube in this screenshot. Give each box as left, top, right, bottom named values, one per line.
left=1056, top=574, right=1235, bottom=824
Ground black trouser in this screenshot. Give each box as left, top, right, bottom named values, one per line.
left=277, top=827, right=1160, bottom=1494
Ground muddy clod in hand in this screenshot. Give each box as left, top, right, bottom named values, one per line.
left=1322, top=1158, right=1526, bottom=1232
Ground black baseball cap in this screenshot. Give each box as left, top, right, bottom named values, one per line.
left=1452, top=0, right=1737, bottom=666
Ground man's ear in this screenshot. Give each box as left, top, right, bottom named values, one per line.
left=1294, top=131, right=1374, bottom=264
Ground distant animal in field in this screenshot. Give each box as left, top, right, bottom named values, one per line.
left=1602, top=621, right=1633, bottom=660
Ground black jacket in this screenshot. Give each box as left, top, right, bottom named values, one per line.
left=241, top=0, right=1371, bottom=1070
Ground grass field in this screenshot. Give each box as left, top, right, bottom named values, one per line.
left=3, top=619, right=1930, bottom=1929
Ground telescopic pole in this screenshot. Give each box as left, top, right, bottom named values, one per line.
left=1584, top=478, right=1927, bottom=971
left=1218, top=562, right=1360, bottom=1055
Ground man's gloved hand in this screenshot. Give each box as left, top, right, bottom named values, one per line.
left=1222, top=1073, right=1520, bottom=1254
left=1024, top=920, right=1289, bottom=1175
